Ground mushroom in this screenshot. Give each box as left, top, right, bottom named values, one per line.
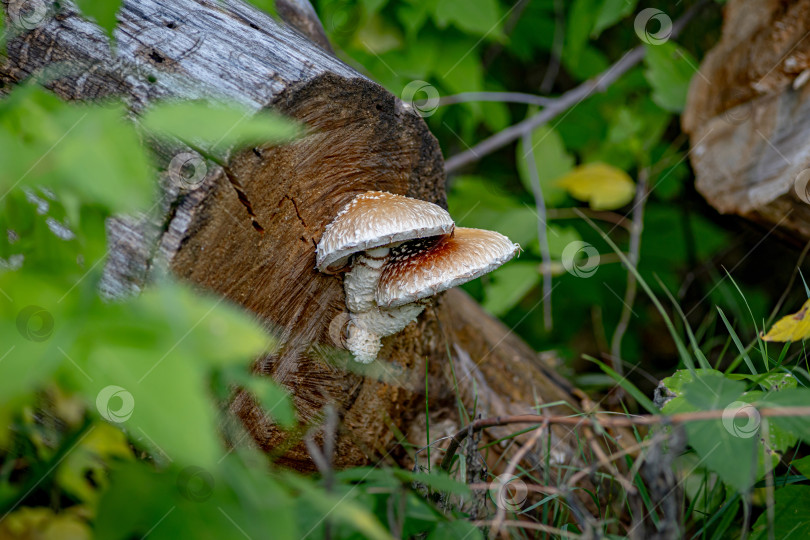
left=316, top=192, right=519, bottom=363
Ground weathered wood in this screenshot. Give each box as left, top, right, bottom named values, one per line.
left=683, top=0, right=810, bottom=241
left=1, top=0, right=603, bottom=473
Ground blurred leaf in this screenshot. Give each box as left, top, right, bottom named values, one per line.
left=433, top=0, right=501, bottom=37
left=57, top=422, right=133, bottom=504
left=0, top=86, right=154, bottom=214
left=428, top=521, right=484, bottom=540
left=756, top=389, right=810, bottom=445
left=761, top=299, right=810, bottom=342
left=750, top=485, right=810, bottom=539
left=285, top=474, right=393, bottom=540
left=644, top=42, right=698, bottom=113
left=246, top=0, right=278, bottom=17
left=792, top=455, right=810, bottom=478
left=394, top=470, right=471, bottom=495
left=355, top=13, right=404, bottom=53
left=75, top=0, right=122, bottom=38
left=593, top=0, right=639, bottom=37
left=432, top=38, right=484, bottom=93
left=482, top=262, right=539, bottom=316
left=663, top=372, right=757, bottom=492
left=0, top=506, right=91, bottom=540
left=141, top=101, right=300, bottom=153
left=225, top=368, right=296, bottom=428
left=517, top=125, right=573, bottom=207
left=97, top=461, right=298, bottom=540
left=562, top=0, right=599, bottom=69
left=556, top=163, right=635, bottom=210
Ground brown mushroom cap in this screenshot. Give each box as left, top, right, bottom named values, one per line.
left=316, top=191, right=454, bottom=273
left=376, top=227, right=519, bottom=308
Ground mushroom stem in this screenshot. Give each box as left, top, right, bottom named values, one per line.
left=345, top=303, right=426, bottom=364
left=343, top=247, right=389, bottom=313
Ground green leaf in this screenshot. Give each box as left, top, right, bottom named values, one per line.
left=75, top=0, right=122, bottom=38
left=643, top=42, right=698, bottom=113
left=663, top=372, right=758, bottom=493
left=141, top=101, right=301, bottom=153
left=562, top=0, right=600, bottom=68
left=750, top=485, right=810, bottom=539
left=245, top=0, right=277, bottom=17
left=756, top=388, right=810, bottom=446
left=791, top=455, right=810, bottom=478
left=428, top=521, right=484, bottom=540
left=394, top=470, right=471, bottom=495
left=659, top=368, right=723, bottom=398
left=592, top=0, right=639, bottom=37
left=517, top=125, right=573, bottom=207
left=284, top=474, right=393, bottom=540
left=225, top=368, right=296, bottom=428
left=433, top=0, right=502, bottom=37
left=482, top=262, right=539, bottom=316
left=0, top=86, right=154, bottom=214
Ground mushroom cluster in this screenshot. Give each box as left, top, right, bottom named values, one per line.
left=316, top=191, right=519, bottom=363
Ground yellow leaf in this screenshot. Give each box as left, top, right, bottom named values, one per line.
left=556, top=163, right=636, bottom=210
left=761, top=299, right=810, bottom=342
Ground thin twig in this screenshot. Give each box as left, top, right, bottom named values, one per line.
left=435, top=92, right=553, bottom=107
left=610, top=170, right=648, bottom=377
left=522, top=130, right=553, bottom=331
left=444, top=1, right=709, bottom=173
left=546, top=207, right=632, bottom=230
left=539, top=0, right=565, bottom=93
left=475, top=519, right=581, bottom=538
left=439, top=407, right=810, bottom=471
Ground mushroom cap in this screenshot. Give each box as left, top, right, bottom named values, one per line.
left=376, top=227, right=519, bottom=308
left=316, top=191, right=454, bottom=272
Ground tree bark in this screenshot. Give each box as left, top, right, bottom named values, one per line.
left=683, top=0, right=810, bottom=242
left=1, top=0, right=607, bottom=474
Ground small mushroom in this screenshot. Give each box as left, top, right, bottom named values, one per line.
left=316, top=191, right=455, bottom=313
left=376, top=227, right=519, bottom=307
left=316, top=192, right=518, bottom=363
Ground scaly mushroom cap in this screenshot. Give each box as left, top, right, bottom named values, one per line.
left=376, top=227, right=519, bottom=308
left=316, top=191, right=455, bottom=273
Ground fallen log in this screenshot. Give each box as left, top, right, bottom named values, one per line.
left=0, top=0, right=607, bottom=476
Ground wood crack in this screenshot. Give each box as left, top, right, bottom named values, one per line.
left=281, top=194, right=307, bottom=228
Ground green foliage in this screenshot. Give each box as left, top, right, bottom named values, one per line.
left=141, top=101, right=301, bottom=155
left=644, top=42, right=699, bottom=113
left=75, top=0, right=122, bottom=38
left=5, top=0, right=810, bottom=538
